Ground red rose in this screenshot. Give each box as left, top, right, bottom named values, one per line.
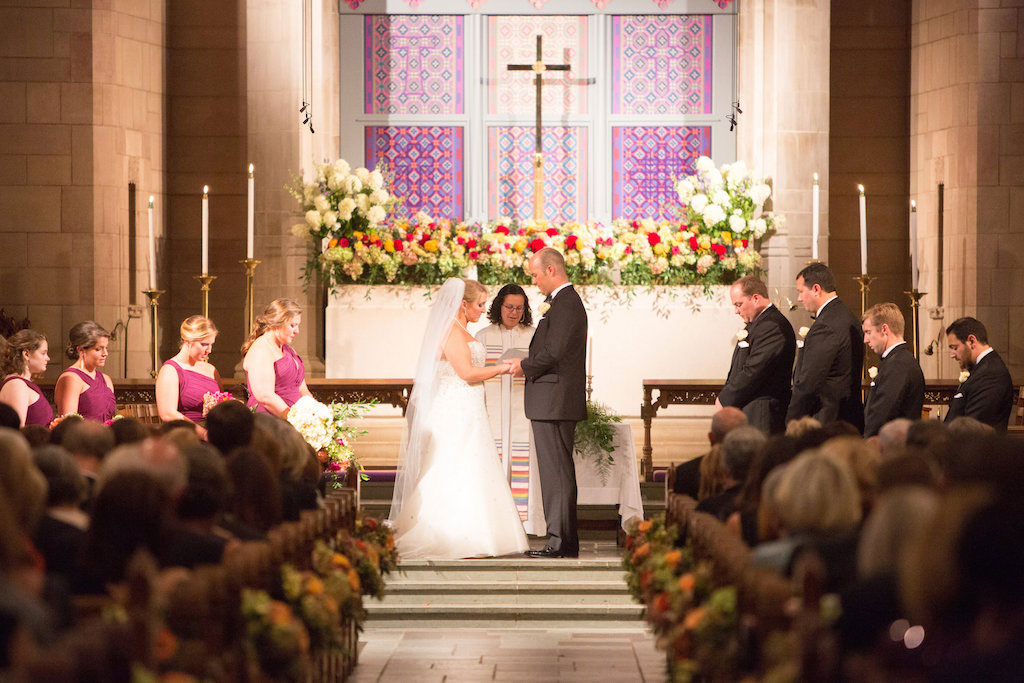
left=466, top=238, right=477, bottom=249
left=529, top=238, right=546, bottom=252
left=363, top=517, right=378, bottom=531
left=566, top=235, right=578, bottom=249
left=546, top=227, right=559, bottom=237
left=671, top=245, right=680, bottom=255
left=632, top=220, right=640, bottom=229
left=689, top=235, right=699, bottom=251
left=406, top=233, right=415, bottom=242
left=469, top=250, right=479, bottom=260
left=647, top=232, right=661, bottom=246
left=456, top=236, right=465, bottom=245
left=711, top=244, right=726, bottom=257
left=518, top=228, right=527, bottom=236
left=428, top=222, right=437, bottom=229
left=624, top=245, right=633, bottom=255
left=741, top=238, right=749, bottom=248
left=339, top=238, right=350, bottom=248
left=394, top=239, right=404, bottom=251
left=495, top=225, right=509, bottom=235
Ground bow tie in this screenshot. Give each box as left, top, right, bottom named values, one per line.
left=544, top=294, right=553, bottom=303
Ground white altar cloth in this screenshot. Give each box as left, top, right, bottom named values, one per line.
left=325, top=285, right=738, bottom=416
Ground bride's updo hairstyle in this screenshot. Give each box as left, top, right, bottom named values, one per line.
left=180, top=315, right=217, bottom=346
left=462, top=279, right=488, bottom=304
left=65, top=321, right=110, bottom=360
left=241, top=298, right=302, bottom=355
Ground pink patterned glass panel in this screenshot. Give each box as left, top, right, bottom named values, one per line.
left=365, top=126, right=465, bottom=221
left=612, top=126, right=712, bottom=220
left=364, top=16, right=463, bottom=115
left=612, top=15, right=713, bottom=115
left=488, top=16, right=588, bottom=116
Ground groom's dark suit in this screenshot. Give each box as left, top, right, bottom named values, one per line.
left=521, top=284, right=588, bottom=557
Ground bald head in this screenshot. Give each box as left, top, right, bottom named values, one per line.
left=710, top=407, right=748, bottom=445
left=529, top=247, right=569, bottom=295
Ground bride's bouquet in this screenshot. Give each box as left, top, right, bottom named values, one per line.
left=287, top=396, right=372, bottom=486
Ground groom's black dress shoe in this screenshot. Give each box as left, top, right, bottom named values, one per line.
left=525, top=548, right=579, bottom=559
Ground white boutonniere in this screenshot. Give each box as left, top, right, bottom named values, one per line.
left=538, top=302, right=551, bottom=317
left=796, top=326, right=809, bottom=349
left=959, top=370, right=971, bottom=384
left=737, top=329, right=748, bottom=341
left=868, top=366, right=878, bottom=379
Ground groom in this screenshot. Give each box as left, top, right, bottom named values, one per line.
left=509, top=248, right=588, bottom=558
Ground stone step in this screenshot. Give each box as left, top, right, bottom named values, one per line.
left=380, top=579, right=632, bottom=606
left=392, top=558, right=626, bottom=583
left=364, top=603, right=645, bottom=630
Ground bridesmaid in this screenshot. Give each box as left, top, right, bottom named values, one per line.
left=242, top=298, right=312, bottom=417
left=54, top=321, right=116, bottom=422
left=0, top=329, right=53, bottom=427
left=156, top=316, right=222, bottom=438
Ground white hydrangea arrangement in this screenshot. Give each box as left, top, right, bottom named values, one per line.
left=286, top=395, right=372, bottom=486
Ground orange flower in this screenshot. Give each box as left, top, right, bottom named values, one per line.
left=347, top=569, right=361, bottom=592
left=637, top=520, right=653, bottom=533
left=385, top=535, right=395, bottom=550
left=640, top=570, right=652, bottom=591
left=633, top=542, right=650, bottom=563
left=678, top=573, right=696, bottom=593
left=332, top=553, right=351, bottom=569
left=269, top=601, right=293, bottom=626
left=663, top=549, right=682, bottom=570
left=154, top=627, right=178, bottom=662
left=306, top=576, right=324, bottom=596
left=683, top=606, right=706, bottom=631
left=653, top=592, right=671, bottom=614
left=424, top=239, right=439, bottom=252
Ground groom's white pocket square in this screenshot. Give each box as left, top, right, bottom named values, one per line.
left=953, top=392, right=964, bottom=399
left=737, top=341, right=749, bottom=348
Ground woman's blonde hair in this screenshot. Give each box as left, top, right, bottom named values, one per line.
left=242, top=298, right=302, bottom=355
left=462, top=279, right=488, bottom=304
left=66, top=321, right=110, bottom=360
left=0, top=429, right=47, bottom=533
left=698, top=444, right=730, bottom=500
left=774, top=450, right=862, bottom=535
left=180, top=315, right=218, bottom=344
left=0, top=329, right=46, bottom=376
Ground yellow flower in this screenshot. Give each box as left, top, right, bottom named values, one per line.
left=353, top=231, right=364, bottom=240
left=347, top=569, right=361, bottom=592
left=384, top=239, right=395, bottom=253
left=720, top=231, right=732, bottom=242
left=424, top=239, right=439, bottom=252
left=653, top=243, right=668, bottom=256
left=514, top=238, right=527, bottom=253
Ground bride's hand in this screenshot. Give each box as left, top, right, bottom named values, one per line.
left=498, top=361, right=513, bottom=375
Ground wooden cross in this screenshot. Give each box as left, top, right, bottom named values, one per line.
left=506, top=35, right=571, bottom=221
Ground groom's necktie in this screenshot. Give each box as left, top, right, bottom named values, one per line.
left=544, top=294, right=552, bottom=303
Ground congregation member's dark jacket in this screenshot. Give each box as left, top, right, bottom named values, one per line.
left=717, top=304, right=796, bottom=434
left=787, top=297, right=865, bottom=432
left=944, top=349, right=1014, bottom=431
left=863, top=342, right=925, bottom=437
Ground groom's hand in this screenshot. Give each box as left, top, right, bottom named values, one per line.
left=508, top=358, right=523, bottom=377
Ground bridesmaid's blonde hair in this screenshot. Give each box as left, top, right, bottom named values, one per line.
left=180, top=316, right=217, bottom=345
left=241, top=298, right=302, bottom=355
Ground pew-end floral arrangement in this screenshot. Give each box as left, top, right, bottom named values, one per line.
left=291, top=157, right=781, bottom=291
left=286, top=395, right=374, bottom=485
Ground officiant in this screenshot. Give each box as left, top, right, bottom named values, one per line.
left=476, top=284, right=542, bottom=535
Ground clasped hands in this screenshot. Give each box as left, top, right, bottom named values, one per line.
left=497, top=359, right=524, bottom=377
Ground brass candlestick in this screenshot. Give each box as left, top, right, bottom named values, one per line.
left=905, top=289, right=926, bottom=359
left=195, top=274, right=216, bottom=317
left=241, top=258, right=261, bottom=335
left=853, top=273, right=875, bottom=316
left=142, top=289, right=165, bottom=378
left=586, top=373, right=593, bottom=402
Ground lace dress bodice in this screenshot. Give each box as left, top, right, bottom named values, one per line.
left=437, top=341, right=486, bottom=381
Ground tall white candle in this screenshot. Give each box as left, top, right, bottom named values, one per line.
left=811, top=172, right=820, bottom=261
left=858, top=184, right=867, bottom=275
left=247, top=164, right=254, bottom=259
left=147, top=196, right=156, bottom=289
left=910, top=200, right=919, bottom=290
left=202, top=185, right=209, bottom=274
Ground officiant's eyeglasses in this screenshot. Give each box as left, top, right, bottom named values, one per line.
left=502, top=304, right=525, bottom=313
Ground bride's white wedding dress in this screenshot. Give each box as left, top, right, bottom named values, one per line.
left=393, top=339, right=530, bottom=559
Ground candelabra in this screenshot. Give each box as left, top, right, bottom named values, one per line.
left=905, top=290, right=926, bottom=359
left=142, top=289, right=165, bottom=378
left=853, top=273, right=875, bottom=317
left=586, top=373, right=593, bottom=402
left=241, top=258, right=261, bottom=335
left=195, top=274, right=217, bottom=318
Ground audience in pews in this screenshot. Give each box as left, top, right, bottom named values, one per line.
left=672, top=406, right=747, bottom=499
left=696, top=425, right=766, bottom=521
left=0, top=330, right=53, bottom=427
left=242, top=298, right=313, bottom=417
left=155, top=315, right=222, bottom=440
left=54, top=322, right=116, bottom=423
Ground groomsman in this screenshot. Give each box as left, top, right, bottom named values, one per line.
left=787, top=263, right=865, bottom=431
left=716, top=275, right=796, bottom=434
left=944, top=316, right=1014, bottom=431
left=861, top=303, right=925, bottom=437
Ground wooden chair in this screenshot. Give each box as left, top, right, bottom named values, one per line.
left=117, top=403, right=161, bottom=424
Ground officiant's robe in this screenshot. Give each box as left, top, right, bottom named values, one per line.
left=717, top=303, right=796, bottom=434
left=476, top=323, right=544, bottom=535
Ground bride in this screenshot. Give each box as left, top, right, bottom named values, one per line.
left=388, top=278, right=530, bottom=559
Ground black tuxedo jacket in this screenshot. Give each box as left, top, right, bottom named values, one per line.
left=944, top=349, right=1014, bottom=431
left=718, top=304, right=796, bottom=434
left=863, top=343, right=925, bottom=437
left=787, top=297, right=865, bottom=431
left=522, top=285, right=588, bottom=422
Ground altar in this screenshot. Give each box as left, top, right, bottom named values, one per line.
left=325, top=284, right=740, bottom=417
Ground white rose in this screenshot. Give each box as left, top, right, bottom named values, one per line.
left=345, top=176, right=363, bottom=194
left=415, top=210, right=432, bottom=225
left=798, top=326, right=810, bottom=338
left=689, top=193, right=709, bottom=214
left=712, top=189, right=730, bottom=207
left=355, top=167, right=371, bottom=184
left=332, top=158, right=351, bottom=176
left=702, top=203, right=726, bottom=226
left=868, top=366, right=878, bottom=379
left=729, top=215, right=746, bottom=233
left=291, top=223, right=310, bottom=239
left=959, top=370, right=971, bottom=384
left=322, top=211, right=338, bottom=228
left=752, top=218, right=768, bottom=238
left=705, top=168, right=724, bottom=189
left=695, top=156, right=715, bottom=173
left=737, top=329, right=748, bottom=341
left=749, top=183, right=771, bottom=205
left=370, top=189, right=389, bottom=205
left=327, top=173, right=344, bottom=191
left=356, top=194, right=370, bottom=214
left=675, top=178, right=695, bottom=202
left=369, top=169, right=384, bottom=190
left=305, top=210, right=321, bottom=228
left=338, top=197, right=356, bottom=221
left=313, top=195, right=330, bottom=213
left=367, top=205, right=386, bottom=226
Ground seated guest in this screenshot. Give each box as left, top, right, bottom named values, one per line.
left=30, top=445, right=88, bottom=583
left=110, top=416, right=149, bottom=446
left=242, top=299, right=312, bottom=417
left=819, top=436, right=881, bottom=515
left=717, top=275, right=797, bottom=434
left=223, top=448, right=282, bottom=539
left=861, top=303, right=925, bottom=437
left=877, top=453, right=938, bottom=491
left=53, top=322, right=116, bottom=423
left=673, top=407, right=747, bottom=499
left=156, top=316, right=222, bottom=439
left=876, top=418, right=912, bottom=460
left=48, top=413, right=83, bottom=446
left=857, top=485, right=937, bottom=581
left=0, top=430, right=47, bottom=540
left=206, top=399, right=254, bottom=455
left=785, top=416, right=821, bottom=438
left=176, top=445, right=231, bottom=539
left=0, top=330, right=53, bottom=427
left=944, top=316, right=1014, bottom=431
left=0, top=403, right=19, bottom=429
left=697, top=425, right=767, bottom=521
left=19, top=425, right=50, bottom=447
left=60, top=420, right=114, bottom=503
left=727, top=435, right=800, bottom=545
left=253, top=414, right=320, bottom=520
left=946, top=415, right=994, bottom=439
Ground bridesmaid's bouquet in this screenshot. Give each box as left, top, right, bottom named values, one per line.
left=286, top=396, right=372, bottom=485
left=202, top=390, right=236, bottom=417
